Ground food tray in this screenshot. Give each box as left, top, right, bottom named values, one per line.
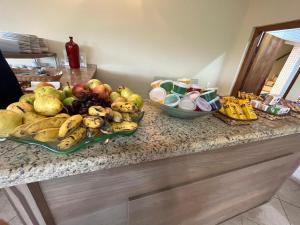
left=213, top=113, right=252, bottom=126
left=254, top=109, right=289, bottom=121
left=8, top=112, right=144, bottom=156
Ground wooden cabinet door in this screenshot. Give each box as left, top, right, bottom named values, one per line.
left=129, top=153, right=300, bottom=225
left=241, top=33, right=284, bottom=95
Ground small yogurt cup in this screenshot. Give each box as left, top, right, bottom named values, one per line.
left=177, top=78, right=192, bottom=85
left=186, top=91, right=201, bottom=102
left=151, top=80, right=162, bottom=89
left=160, top=80, right=174, bottom=93
left=172, top=82, right=189, bottom=96
left=164, top=94, right=180, bottom=107
left=195, top=96, right=212, bottom=112
left=149, top=87, right=167, bottom=104
left=178, top=97, right=196, bottom=111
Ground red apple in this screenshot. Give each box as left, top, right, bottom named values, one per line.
left=92, top=84, right=109, bottom=99
left=72, top=84, right=89, bottom=98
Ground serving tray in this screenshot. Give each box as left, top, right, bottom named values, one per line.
left=8, top=112, right=144, bottom=155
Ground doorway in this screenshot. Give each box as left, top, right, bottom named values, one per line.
left=231, top=20, right=300, bottom=99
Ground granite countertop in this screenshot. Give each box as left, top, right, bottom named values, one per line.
left=1, top=101, right=300, bottom=188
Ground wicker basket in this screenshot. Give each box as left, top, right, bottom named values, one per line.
left=13, top=68, right=62, bottom=82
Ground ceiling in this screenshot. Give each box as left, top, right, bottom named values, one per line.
left=268, top=28, right=300, bottom=43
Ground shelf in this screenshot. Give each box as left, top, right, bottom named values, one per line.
left=2, top=52, right=57, bottom=59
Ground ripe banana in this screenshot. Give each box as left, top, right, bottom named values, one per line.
left=23, top=112, right=46, bottom=124
left=55, top=113, right=71, bottom=118
left=88, top=106, right=107, bottom=117
left=10, top=123, right=31, bottom=138
left=121, top=113, right=132, bottom=122
left=83, top=116, right=104, bottom=129
left=111, top=102, right=135, bottom=113
left=112, top=111, right=123, bottom=122
left=57, top=127, right=87, bottom=150
left=111, top=121, right=138, bottom=132
left=33, top=128, right=59, bottom=142
left=58, top=115, right=83, bottom=138
left=26, top=117, right=67, bottom=135
left=6, top=102, right=33, bottom=115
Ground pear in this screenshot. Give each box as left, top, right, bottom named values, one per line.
left=120, top=87, right=133, bottom=99
left=35, top=86, right=61, bottom=99
left=7, top=102, right=33, bottom=115
left=19, top=94, right=35, bottom=105
left=0, top=110, right=23, bottom=137
left=110, top=92, right=121, bottom=102
left=127, top=94, right=144, bottom=109
left=34, top=95, right=63, bottom=116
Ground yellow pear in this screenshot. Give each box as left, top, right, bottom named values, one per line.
left=34, top=95, right=63, bottom=116
left=0, top=110, right=23, bottom=137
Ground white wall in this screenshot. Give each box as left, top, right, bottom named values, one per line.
left=286, top=76, right=300, bottom=101
left=0, top=0, right=249, bottom=97
left=217, top=0, right=300, bottom=95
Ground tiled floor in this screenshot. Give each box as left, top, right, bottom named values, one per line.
left=0, top=179, right=299, bottom=225
left=220, top=178, right=300, bottom=225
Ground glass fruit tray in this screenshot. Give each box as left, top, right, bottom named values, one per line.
left=7, top=112, right=144, bottom=156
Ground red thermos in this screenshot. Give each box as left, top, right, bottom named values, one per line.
left=65, top=36, right=80, bottom=69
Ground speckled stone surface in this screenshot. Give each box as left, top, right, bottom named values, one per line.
left=1, top=101, right=300, bottom=188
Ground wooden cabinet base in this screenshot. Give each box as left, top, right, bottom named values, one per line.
left=6, top=134, right=300, bottom=225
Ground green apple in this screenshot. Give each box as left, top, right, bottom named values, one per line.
left=63, top=84, right=73, bottom=98
left=120, top=87, right=133, bottom=99
left=19, top=94, right=35, bottom=105
left=87, top=79, right=102, bottom=89
left=110, top=92, right=121, bottom=102
left=127, top=94, right=144, bottom=109
left=63, top=96, right=77, bottom=106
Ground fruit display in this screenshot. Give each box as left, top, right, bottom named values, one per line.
left=1, top=80, right=144, bottom=154
left=219, top=96, right=257, bottom=121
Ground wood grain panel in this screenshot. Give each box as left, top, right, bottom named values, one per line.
left=241, top=33, right=285, bottom=94
left=129, top=153, right=300, bottom=225
left=39, top=134, right=300, bottom=225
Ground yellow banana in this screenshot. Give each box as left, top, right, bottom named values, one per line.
left=88, top=106, right=107, bottom=117
left=23, top=112, right=46, bottom=124
left=121, top=113, right=132, bottom=122
left=57, top=127, right=87, bottom=150
left=26, top=117, right=66, bottom=135
left=111, top=102, right=135, bottom=113
left=83, top=116, right=104, bottom=129
left=112, top=111, right=123, bottom=122
left=10, top=123, right=31, bottom=138
left=111, top=121, right=138, bottom=132
left=58, top=115, right=83, bottom=138
left=55, top=113, right=71, bottom=118
left=33, top=128, right=59, bottom=142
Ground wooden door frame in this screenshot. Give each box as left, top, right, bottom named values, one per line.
left=231, top=19, right=300, bottom=96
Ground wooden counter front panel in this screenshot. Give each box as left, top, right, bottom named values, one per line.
left=39, top=134, right=300, bottom=225
left=129, top=153, right=299, bottom=225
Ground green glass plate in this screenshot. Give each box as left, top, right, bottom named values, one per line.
left=8, top=112, right=144, bottom=156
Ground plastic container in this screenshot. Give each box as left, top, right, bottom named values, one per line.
left=186, top=91, right=201, bottom=101
left=200, top=89, right=217, bottom=102
left=160, top=80, right=174, bottom=93
left=209, top=96, right=221, bottom=111
left=178, top=97, right=196, bottom=111
left=195, top=96, right=212, bottom=112
left=149, top=87, right=167, bottom=104
left=172, top=82, right=189, bottom=96
left=164, top=94, right=180, bottom=107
